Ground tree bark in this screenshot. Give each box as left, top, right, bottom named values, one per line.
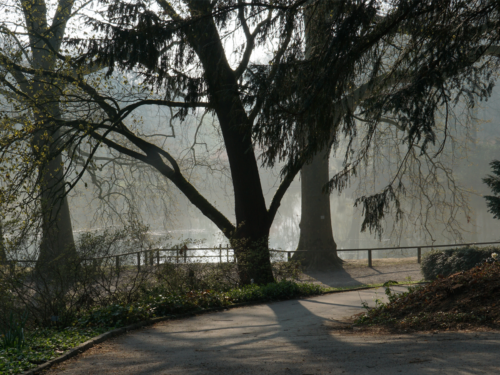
left=293, top=148, right=343, bottom=269
left=34, top=127, right=77, bottom=274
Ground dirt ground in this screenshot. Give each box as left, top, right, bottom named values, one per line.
left=300, top=257, right=423, bottom=288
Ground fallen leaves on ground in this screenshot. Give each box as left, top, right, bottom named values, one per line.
left=354, top=261, right=500, bottom=332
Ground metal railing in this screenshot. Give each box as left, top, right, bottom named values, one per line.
left=6, top=240, right=500, bottom=271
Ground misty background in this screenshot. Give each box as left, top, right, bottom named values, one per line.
left=66, top=78, right=500, bottom=259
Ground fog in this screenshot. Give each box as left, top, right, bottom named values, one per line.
left=66, top=82, right=500, bottom=258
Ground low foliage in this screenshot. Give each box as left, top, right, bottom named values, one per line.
left=421, top=246, right=499, bottom=280
left=77, top=281, right=324, bottom=328
left=355, top=257, right=500, bottom=331
left=0, top=311, right=28, bottom=351
left=2, top=222, right=304, bottom=330
left=0, top=281, right=325, bottom=374
left=0, top=327, right=106, bottom=375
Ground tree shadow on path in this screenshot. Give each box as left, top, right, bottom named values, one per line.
left=49, top=288, right=500, bottom=375
left=304, top=263, right=423, bottom=288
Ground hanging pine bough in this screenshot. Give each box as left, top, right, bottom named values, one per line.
left=1, top=0, right=500, bottom=284
left=483, top=160, right=500, bottom=219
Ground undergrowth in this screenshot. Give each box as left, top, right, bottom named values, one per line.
left=0, top=281, right=325, bottom=374
left=355, top=257, right=500, bottom=332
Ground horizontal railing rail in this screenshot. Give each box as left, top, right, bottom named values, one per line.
left=6, top=240, right=500, bottom=270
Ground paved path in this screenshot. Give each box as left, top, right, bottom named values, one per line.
left=48, top=287, right=500, bottom=375
left=303, top=262, right=423, bottom=288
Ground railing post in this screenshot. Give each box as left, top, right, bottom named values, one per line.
left=368, top=249, right=372, bottom=267
left=137, top=252, right=141, bottom=272
left=157, top=250, right=160, bottom=265
left=219, top=244, right=222, bottom=264
left=116, top=255, right=120, bottom=270
left=417, top=247, right=422, bottom=264
left=184, top=248, right=188, bottom=263
left=150, top=251, right=154, bottom=266
left=176, top=246, right=179, bottom=264
left=287, top=251, right=291, bottom=262
left=227, top=244, right=229, bottom=263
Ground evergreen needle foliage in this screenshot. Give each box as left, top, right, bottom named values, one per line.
left=483, top=160, right=500, bottom=219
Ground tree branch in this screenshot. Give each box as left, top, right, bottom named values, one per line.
left=267, top=161, right=302, bottom=226
left=233, top=0, right=272, bottom=79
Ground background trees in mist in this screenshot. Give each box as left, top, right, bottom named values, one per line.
left=0, top=0, right=85, bottom=276
left=0, top=0, right=499, bottom=284
left=287, top=0, right=500, bottom=267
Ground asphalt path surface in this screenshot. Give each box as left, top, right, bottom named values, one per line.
left=303, top=261, right=423, bottom=288
left=47, top=286, right=500, bottom=375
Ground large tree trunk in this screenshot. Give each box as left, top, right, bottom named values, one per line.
left=20, top=0, right=78, bottom=275
left=292, top=1, right=343, bottom=270
left=35, top=137, right=77, bottom=274
left=231, top=230, right=274, bottom=286
left=293, top=148, right=343, bottom=270
left=186, top=1, right=274, bottom=284
left=32, top=106, right=77, bottom=275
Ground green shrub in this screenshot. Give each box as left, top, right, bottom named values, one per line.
left=421, top=246, right=499, bottom=280
left=76, top=281, right=325, bottom=329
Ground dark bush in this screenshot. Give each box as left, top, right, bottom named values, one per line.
left=421, top=246, right=499, bottom=280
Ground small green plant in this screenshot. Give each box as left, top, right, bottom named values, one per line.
left=383, top=280, right=399, bottom=303
left=1, top=311, right=29, bottom=350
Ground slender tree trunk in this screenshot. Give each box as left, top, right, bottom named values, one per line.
left=293, top=148, right=343, bottom=269
left=346, top=209, right=361, bottom=254
left=0, top=218, right=6, bottom=265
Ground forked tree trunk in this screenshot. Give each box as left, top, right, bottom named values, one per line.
left=293, top=148, right=343, bottom=270
left=186, top=1, right=275, bottom=285
left=20, top=0, right=77, bottom=276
